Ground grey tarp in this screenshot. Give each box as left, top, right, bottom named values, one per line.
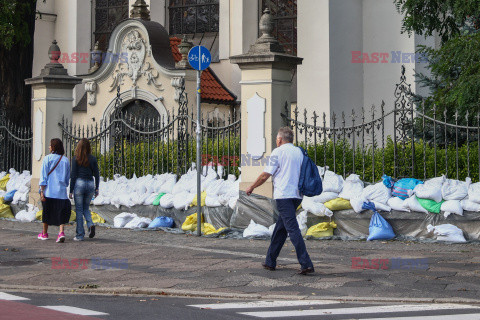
left=230, top=191, right=279, bottom=229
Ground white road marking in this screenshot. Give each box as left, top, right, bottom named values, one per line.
left=189, top=300, right=339, bottom=310
left=40, top=306, right=109, bottom=316
left=0, top=292, right=30, bottom=301
left=364, top=314, right=480, bottom=320
left=239, top=303, right=480, bottom=318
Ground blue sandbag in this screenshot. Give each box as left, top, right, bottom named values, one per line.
left=3, top=189, right=17, bottom=202
left=392, top=178, right=423, bottom=200
left=148, top=216, right=175, bottom=229
left=382, top=174, right=395, bottom=189
left=363, top=201, right=395, bottom=241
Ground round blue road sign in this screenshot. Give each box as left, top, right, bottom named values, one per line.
left=188, top=46, right=212, bottom=71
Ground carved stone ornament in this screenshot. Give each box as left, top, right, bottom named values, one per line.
left=171, top=77, right=185, bottom=102
left=85, top=81, right=97, bottom=105
left=110, top=30, right=163, bottom=92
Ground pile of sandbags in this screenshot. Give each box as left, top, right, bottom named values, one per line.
left=15, top=204, right=40, bottom=222
left=113, top=212, right=151, bottom=229
left=3, top=169, right=31, bottom=204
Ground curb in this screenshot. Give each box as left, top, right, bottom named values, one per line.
left=1, top=284, right=480, bottom=305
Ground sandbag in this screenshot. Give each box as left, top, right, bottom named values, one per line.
left=228, top=196, right=238, bottom=210
left=413, top=176, right=444, bottom=202
left=387, top=197, right=410, bottom=212
left=0, top=203, right=14, bottom=219
left=338, top=174, right=364, bottom=200
left=0, top=174, right=9, bottom=191
left=192, top=191, right=207, bottom=207
left=313, top=192, right=339, bottom=203
left=371, top=201, right=391, bottom=212
left=468, top=183, right=480, bottom=203
left=124, top=216, right=152, bottom=229
left=297, top=210, right=308, bottom=237
left=113, top=212, right=138, bottom=228
left=149, top=216, right=175, bottom=228
left=182, top=213, right=203, bottom=231
left=159, top=193, right=175, bottom=209
left=152, top=193, right=166, bottom=206
left=301, top=197, right=333, bottom=217
left=174, top=192, right=195, bottom=210
left=306, top=221, right=337, bottom=238
left=91, top=211, right=106, bottom=224
left=417, top=197, right=444, bottom=214
left=322, top=170, right=344, bottom=193
left=461, top=199, right=480, bottom=212
left=441, top=178, right=470, bottom=201
left=3, top=189, right=16, bottom=202
left=361, top=182, right=392, bottom=204
left=159, top=176, right=176, bottom=194
left=364, top=202, right=395, bottom=241
left=324, top=198, right=352, bottom=211
left=427, top=224, right=466, bottom=242
left=402, top=196, right=428, bottom=214
left=441, top=200, right=463, bottom=218
left=350, top=196, right=367, bottom=213
left=202, top=223, right=226, bottom=235
left=392, top=178, right=423, bottom=200
left=243, top=219, right=270, bottom=238
left=205, top=194, right=222, bottom=207
left=268, top=223, right=276, bottom=237
left=15, top=204, right=38, bottom=222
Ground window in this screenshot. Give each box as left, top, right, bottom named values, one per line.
left=169, top=0, right=219, bottom=35
left=262, top=0, right=297, bottom=55
left=94, top=0, right=129, bottom=51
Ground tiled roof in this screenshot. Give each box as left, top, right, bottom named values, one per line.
left=170, top=37, right=237, bottom=104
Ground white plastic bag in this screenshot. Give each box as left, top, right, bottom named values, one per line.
left=243, top=220, right=270, bottom=238
left=338, top=174, right=364, bottom=200
left=461, top=198, right=480, bottom=212
left=403, top=196, right=428, bottom=214
left=124, top=216, right=152, bottom=229
left=322, top=170, right=344, bottom=193
left=387, top=197, right=410, bottom=212
left=313, top=192, right=339, bottom=203
left=113, top=212, right=137, bottom=228
left=361, top=182, right=392, bottom=204
left=159, top=193, right=175, bottom=209
left=427, top=224, right=466, bottom=242
left=441, top=200, right=463, bottom=218
left=297, top=210, right=308, bottom=237
left=441, top=178, right=470, bottom=201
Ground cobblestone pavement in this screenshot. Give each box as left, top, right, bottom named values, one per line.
left=1, top=220, right=479, bottom=302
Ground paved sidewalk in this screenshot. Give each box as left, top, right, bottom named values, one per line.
left=1, top=220, right=480, bottom=302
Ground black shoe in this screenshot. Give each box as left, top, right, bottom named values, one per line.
left=262, top=263, right=275, bottom=271
left=89, top=226, right=96, bottom=239
left=298, top=267, right=315, bottom=275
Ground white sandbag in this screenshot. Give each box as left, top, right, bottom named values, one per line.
left=361, top=182, right=392, bottom=204
left=205, top=195, right=222, bottom=207
left=313, top=192, right=339, bottom=203
left=413, top=176, right=444, bottom=202
left=338, top=174, right=364, bottom=200
left=371, top=201, right=392, bottom=212
left=243, top=219, right=270, bottom=238
left=350, top=196, right=367, bottom=213
left=143, top=193, right=158, bottom=206
left=227, top=174, right=236, bottom=182
left=297, top=210, right=308, bottom=237
left=427, top=224, right=466, bottom=242
left=228, top=196, right=238, bottom=210
left=317, top=166, right=328, bottom=177
left=113, top=212, right=137, bottom=228
left=301, top=197, right=333, bottom=217
left=387, top=197, right=410, bottom=212
left=268, top=223, right=276, bottom=237
left=124, top=216, right=152, bottom=229
left=403, top=196, right=429, bottom=214
left=173, top=192, right=195, bottom=210
left=441, top=178, right=470, bottom=201
left=159, top=176, right=177, bottom=194
left=322, top=170, right=344, bottom=193
left=467, top=182, right=480, bottom=203
left=441, top=200, right=463, bottom=218
left=206, top=179, right=224, bottom=196
left=217, top=194, right=230, bottom=206
left=92, top=195, right=107, bottom=206
left=159, top=193, right=175, bottom=209
left=461, top=198, right=480, bottom=212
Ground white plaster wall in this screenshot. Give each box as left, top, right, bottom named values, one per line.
left=297, top=0, right=330, bottom=123
left=33, top=0, right=56, bottom=77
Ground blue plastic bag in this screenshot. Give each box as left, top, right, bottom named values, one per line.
left=3, top=189, right=17, bottom=202
left=382, top=174, right=395, bottom=189
left=148, top=216, right=174, bottom=229
left=392, top=178, right=423, bottom=199
left=363, top=201, right=395, bottom=241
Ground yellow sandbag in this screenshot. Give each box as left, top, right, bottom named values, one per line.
left=181, top=213, right=204, bottom=231
left=0, top=174, right=10, bottom=191
left=36, top=210, right=76, bottom=222
left=324, top=198, right=352, bottom=211
left=201, top=223, right=226, bottom=235
left=91, top=211, right=106, bottom=224
left=297, top=204, right=302, bottom=210
left=0, top=203, right=14, bottom=219
left=192, top=191, right=207, bottom=207
left=0, top=197, right=4, bottom=205
left=306, top=221, right=337, bottom=238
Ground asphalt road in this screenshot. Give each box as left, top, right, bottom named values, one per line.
left=2, top=291, right=480, bottom=320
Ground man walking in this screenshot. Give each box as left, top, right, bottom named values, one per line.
left=246, top=127, right=314, bottom=275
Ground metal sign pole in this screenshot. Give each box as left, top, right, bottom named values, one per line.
left=196, top=69, right=202, bottom=236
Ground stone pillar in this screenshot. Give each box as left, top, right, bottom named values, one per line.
left=230, top=9, right=302, bottom=198
left=25, top=40, right=82, bottom=205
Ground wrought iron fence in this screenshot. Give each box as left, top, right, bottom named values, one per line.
left=0, top=97, right=32, bottom=172
left=282, top=65, right=480, bottom=183
left=59, top=86, right=240, bottom=179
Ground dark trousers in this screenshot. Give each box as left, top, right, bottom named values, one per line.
left=265, top=198, right=314, bottom=270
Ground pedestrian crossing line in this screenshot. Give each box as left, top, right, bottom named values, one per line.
left=363, top=314, right=480, bottom=320
left=238, top=303, right=480, bottom=318
left=188, top=300, right=339, bottom=310
left=0, top=292, right=30, bottom=301
left=40, top=305, right=109, bottom=316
